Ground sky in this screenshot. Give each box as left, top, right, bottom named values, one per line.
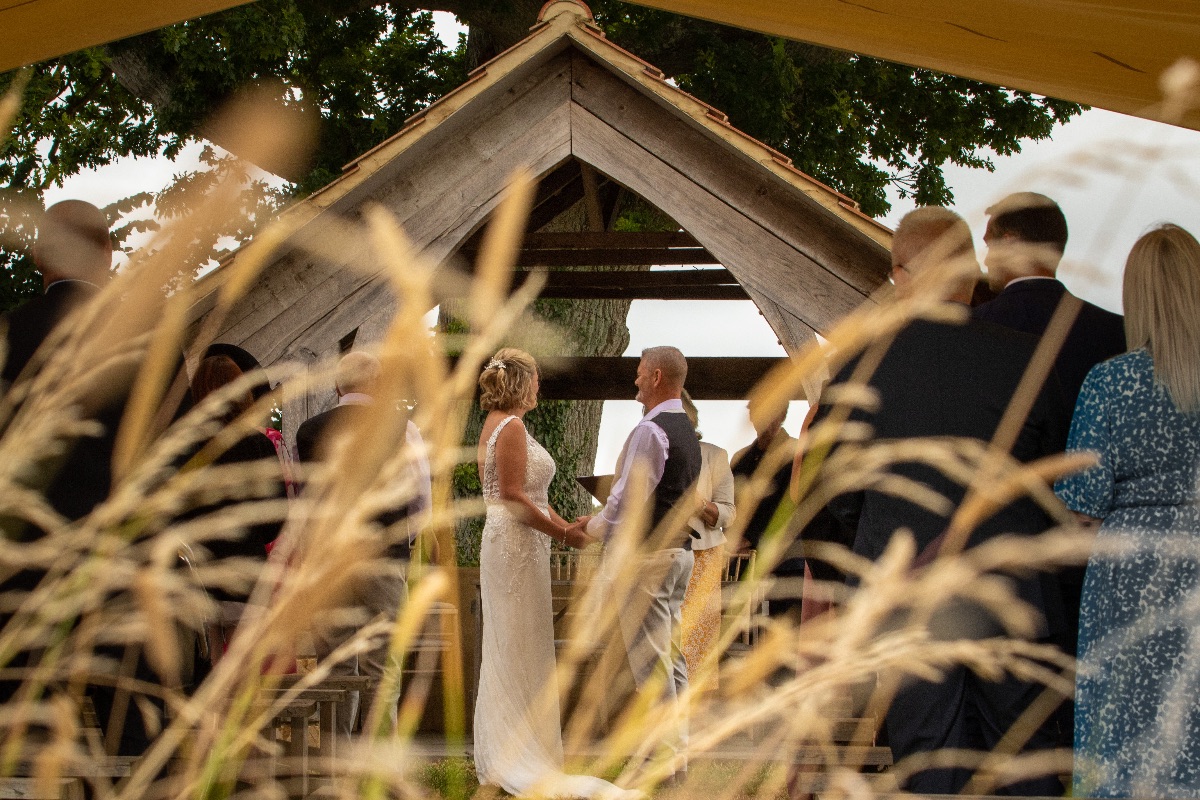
left=40, top=13, right=1200, bottom=475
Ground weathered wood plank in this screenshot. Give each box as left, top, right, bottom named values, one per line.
left=215, top=52, right=573, bottom=357
left=501, top=267, right=750, bottom=300
left=522, top=231, right=702, bottom=250
left=536, top=284, right=747, bottom=300
left=569, top=99, right=850, bottom=337
left=570, top=55, right=889, bottom=297
left=227, top=54, right=574, bottom=364
left=449, top=356, right=789, bottom=400
left=534, top=268, right=739, bottom=288
left=507, top=247, right=715, bottom=267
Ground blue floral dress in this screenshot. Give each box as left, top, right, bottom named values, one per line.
left=1056, top=349, right=1200, bottom=797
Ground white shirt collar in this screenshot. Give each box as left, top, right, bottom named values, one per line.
left=337, top=392, right=374, bottom=407
left=46, top=278, right=99, bottom=291
left=643, top=398, right=683, bottom=420
left=1004, top=275, right=1057, bottom=288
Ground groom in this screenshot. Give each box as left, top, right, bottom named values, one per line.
left=583, top=346, right=700, bottom=771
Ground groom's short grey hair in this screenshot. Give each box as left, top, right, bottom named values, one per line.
left=336, top=351, right=381, bottom=396
left=641, top=346, right=687, bottom=388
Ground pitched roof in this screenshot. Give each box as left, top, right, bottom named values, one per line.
left=189, top=0, right=892, bottom=364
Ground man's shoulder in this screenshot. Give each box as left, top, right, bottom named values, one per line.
left=297, top=405, right=359, bottom=441
left=1076, top=296, right=1125, bottom=330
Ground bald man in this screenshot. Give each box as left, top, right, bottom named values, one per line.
left=813, top=207, right=1071, bottom=796
left=0, top=201, right=173, bottom=756
left=296, top=350, right=432, bottom=739
left=2, top=200, right=113, bottom=388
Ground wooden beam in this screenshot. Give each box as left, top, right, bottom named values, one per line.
left=534, top=268, right=740, bottom=288
left=525, top=267, right=747, bottom=298
left=523, top=231, right=702, bottom=249
left=438, top=268, right=750, bottom=300
left=452, top=356, right=788, bottom=400
left=579, top=162, right=606, bottom=232
left=510, top=247, right=716, bottom=267
left=536, top=284, right=748, bottom=300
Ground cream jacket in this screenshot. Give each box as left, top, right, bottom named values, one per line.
left=688, top=441, right=736, bottom=550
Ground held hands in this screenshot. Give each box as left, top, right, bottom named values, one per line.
left=699, top=500, right=719, bottom=527
left=561, top=516, right=597, bottom=549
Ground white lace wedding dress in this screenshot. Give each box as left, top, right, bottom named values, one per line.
left=474, top=416, right=639, bottom=800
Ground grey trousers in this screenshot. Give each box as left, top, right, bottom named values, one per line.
left=618, top=547, right=694, bottom=759
left=311, top=563, right=406, bottom=738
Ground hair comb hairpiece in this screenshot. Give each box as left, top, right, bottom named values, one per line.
left=486, top=358, right=507, bottom=371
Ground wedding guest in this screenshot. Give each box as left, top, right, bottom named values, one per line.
left=584, top=346, right=700, bottom=777
left=731, top=398, right=803, bottom=616
left=0, top=200, right=191, bottom=755
left=976, top=192, right=1126, bottom=410
left=975, top=193, right=1127, bottom=747
left=205, top=342, right=295, bottom=499
left=186, top=354, right=286, bottom=665
left=679, top=391, right=735, bottom=690
left=296, top=350, right=432, bottom=738
left=814, top=206, right=1069, bottom=795
left=1055, top=224, right=1200, bottom=798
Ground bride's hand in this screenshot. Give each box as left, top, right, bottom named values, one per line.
left=562, top=520, right=596, bottom=549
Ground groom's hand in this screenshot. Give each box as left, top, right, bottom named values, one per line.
left=563, top=519, right=596, bottom=549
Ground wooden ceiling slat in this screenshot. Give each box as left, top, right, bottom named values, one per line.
left=533, top=267, right=738, bottom=288
left=508, top=247, right=717, bottom=266
left=522, top=231, right=703, bottom=249
left=536, top=285, right=749, bottom=300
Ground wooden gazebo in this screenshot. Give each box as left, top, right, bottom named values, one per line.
left=187, top=0, right=892, bottom=444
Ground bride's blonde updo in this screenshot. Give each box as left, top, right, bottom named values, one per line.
left=479, top=348, right=539, bottom=411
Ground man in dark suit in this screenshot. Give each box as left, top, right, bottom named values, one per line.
left=2, top=202, right=118, bottom=526
left=973, top=194, right=1125, bottom=745
left=0, top=200, right=180, bottom=755
left=974, top=192, right=1126, bottom=410
left=815, top=207, right=1070, bottom=796
left=296, top=350, right=431, bottom=738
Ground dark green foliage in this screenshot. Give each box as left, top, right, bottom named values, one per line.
left=590, top=3, right=1082, bottom=217
left=0, top=2, right=465, bottom=310
left=0, top=1, right=1081, bottom=311
left=451, top=458, right=483, bottom=568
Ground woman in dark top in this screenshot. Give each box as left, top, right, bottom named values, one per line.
left=186, top=354, right=286, bottom=664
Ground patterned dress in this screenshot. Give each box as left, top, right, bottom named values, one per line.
left=1055, top=349, right=1200, bottom=798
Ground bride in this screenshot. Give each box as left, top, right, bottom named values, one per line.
left=474, top=348, right=639, bottom=800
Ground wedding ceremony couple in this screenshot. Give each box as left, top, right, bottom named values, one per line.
left=473, top=345, right=700, bottom=799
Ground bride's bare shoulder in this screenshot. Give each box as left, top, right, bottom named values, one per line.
left=479, top=411, right=525, bottom=447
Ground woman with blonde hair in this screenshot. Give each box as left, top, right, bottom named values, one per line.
left=472, top=348, right=639, bottom=800
left=1056, top=223, right=1200, bottom=798
left=678, top=391, right=735, bottom=691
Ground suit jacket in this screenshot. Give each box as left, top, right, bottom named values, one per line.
left=816, top=316, right=1071, bottom=636
left=2, top=280, right=97, bottom=387
left=295, top=404, right=361, bottom=464
left=2, top=281, right=121, bottom=525
left=295, top=403, right=427, bottom=552
left=688, top=441, right=735, bottom=550
left=972, top=278, right=1125, bottom=411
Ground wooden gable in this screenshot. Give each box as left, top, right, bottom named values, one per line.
left=188, top=0, right=891, bottom=399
